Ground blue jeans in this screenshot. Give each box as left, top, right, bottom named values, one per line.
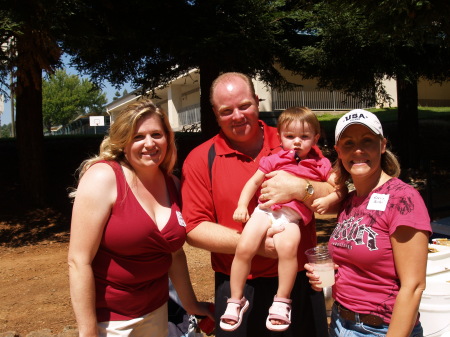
left=329, top=303, right=423, bottom=337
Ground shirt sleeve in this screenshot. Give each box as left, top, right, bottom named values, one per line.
left=318, top=157, right=333, bottom=181
left=387, top=184, right=432, bottom=236
left=181, top=148, right=216, bottom=233
left=258, top=155, right=274, bottom=174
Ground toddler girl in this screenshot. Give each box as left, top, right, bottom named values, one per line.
left=220, top=107, right=344, bottom=332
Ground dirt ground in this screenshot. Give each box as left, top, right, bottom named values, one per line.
left=0, top=207, right=336, bottom=336
left=1, top=206, right=450, bottom=335
left=0, top=239, right=216, bottom=335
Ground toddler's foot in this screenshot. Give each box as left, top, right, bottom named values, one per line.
left=220, top=297, right=249, bottom=331
left=266, top=296, right=292, bottom=331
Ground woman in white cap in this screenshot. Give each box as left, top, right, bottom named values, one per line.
left=306, top=109, right=431, bottom=336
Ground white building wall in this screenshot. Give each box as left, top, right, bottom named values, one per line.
left=167, top=85, right=181, bottom=129
left=276, top=67, right=318, bottom=90
left=253, top=79, right=272, bottom=112
left=418, top=79, right=450, bottom=106
left=380, top=78, right=398, bottom=107
left=181, top=87, right=199, bottom=108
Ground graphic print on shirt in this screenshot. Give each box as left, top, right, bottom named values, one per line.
left=331, top=180, right=418, bottom=253
left=331, top=216, right=379, bottom=251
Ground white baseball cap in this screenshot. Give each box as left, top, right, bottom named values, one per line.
left=335, top=109, right=383, bottom=143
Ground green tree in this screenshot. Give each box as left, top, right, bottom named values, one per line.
left=62, top=0, right=310, bottom=139
left=42, top=69, right=107, bottom=132
left=289, top=0, right=450, bottom=168
left=113, top=91, right=121, bottom=100
left=0, top=123, right=11, bottom=137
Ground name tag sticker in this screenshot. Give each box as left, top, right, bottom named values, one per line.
left=367, top=193, right=389, bottom=211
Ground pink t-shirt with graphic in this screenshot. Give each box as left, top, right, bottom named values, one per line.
left=329, top=178, right=431, bottom=324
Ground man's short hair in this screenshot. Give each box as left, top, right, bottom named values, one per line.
left=209, top=72, right=256, bottom=107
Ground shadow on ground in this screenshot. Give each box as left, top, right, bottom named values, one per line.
left=0, top=206, right=70, bottom=247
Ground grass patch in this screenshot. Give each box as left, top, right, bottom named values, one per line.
left=318, top=107, right=450, bottom=138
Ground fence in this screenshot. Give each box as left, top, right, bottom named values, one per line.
left=52, top=116, right=110, bottom=135
left=272, top=89, right=374, bottom=111
left=176, top=89, right=374, bottom=130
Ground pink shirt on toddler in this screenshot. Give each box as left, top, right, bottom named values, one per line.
left=258, top=145, right=332, bottom=225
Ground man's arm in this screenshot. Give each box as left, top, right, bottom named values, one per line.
left=186, top=221, right=241, bottom=255
left=182, top=145, right=281, bottom=259
left=258, top=170, right=334, bottom=209
left=186, top=220, right=281, bottom=259
left=182, top=150, right=243, bottom=255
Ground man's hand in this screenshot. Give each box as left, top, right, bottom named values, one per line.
left=258, top=225, right=285, bottom=258
left=259, top=171, right=335, bottom=210
left=259, top=171, right=303, bottom=209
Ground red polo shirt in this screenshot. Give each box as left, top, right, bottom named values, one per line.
left=181, top=121, right=317, bottom=278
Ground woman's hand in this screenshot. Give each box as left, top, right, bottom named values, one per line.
left=304, top=262, right=339, bottom=291
left=304, top=263, right=324, bottom=291
left=191, top=301, right=215, bottom=321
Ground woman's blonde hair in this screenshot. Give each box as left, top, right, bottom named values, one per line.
left=334, top=136, right=401, bottom=186
left=72, top=99, right=176, bottom=188
left=277, top=106, right=321, bottom=136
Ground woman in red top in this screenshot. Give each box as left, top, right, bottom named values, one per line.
left=68, top=100, right=212, bottom=337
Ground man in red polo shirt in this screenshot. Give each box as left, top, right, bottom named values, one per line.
left=181, top=72, right=332, bottom=337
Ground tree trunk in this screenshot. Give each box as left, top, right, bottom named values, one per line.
left=15, top=39, right=47, bottom=207
left=199, top=61, right=220, bottom=141
left=396, top=75, right=419, bottom=169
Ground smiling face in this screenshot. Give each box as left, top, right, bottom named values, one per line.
left=124, top=113, right=168, bottom=171
left=279, top=120, right=320, bottom=159
left=335, top=124, right=387, bottom=181
left=211, top=75, right=260, bottom=145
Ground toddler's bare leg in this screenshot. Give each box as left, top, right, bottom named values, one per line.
left=229, top=211, right=272, bottom=299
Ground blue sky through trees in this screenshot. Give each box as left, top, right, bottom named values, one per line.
left=0, top=55, right=132, bottom=126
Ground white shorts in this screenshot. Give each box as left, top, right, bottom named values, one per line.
left=97, top=302, right=168, bottom=337
left=252, top=205, right=301, bottom=228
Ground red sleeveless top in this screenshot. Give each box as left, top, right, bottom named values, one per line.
left=92, top=160, right=186, bottom=322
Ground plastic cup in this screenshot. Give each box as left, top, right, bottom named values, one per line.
left=305, top=246, right=335, bottom=288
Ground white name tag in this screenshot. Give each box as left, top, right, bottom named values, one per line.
left=367, top=193, right=389, bottom=211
